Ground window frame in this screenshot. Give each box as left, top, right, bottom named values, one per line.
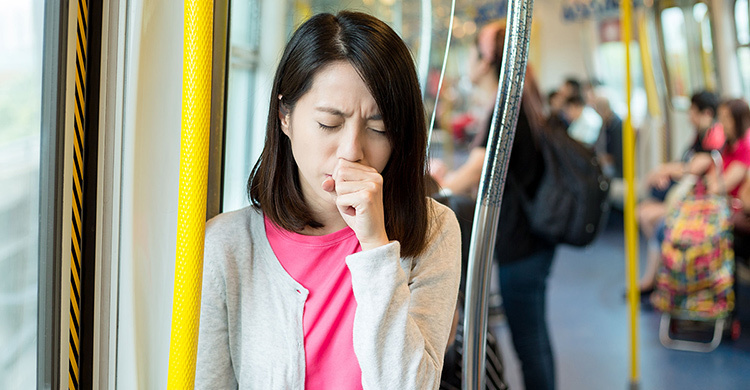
left=38, top=1, right=68, bottom=388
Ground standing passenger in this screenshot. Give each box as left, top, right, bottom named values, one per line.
left=431, top=20, right=557, bottom=390
left=196, top=12, right=462, bottom=390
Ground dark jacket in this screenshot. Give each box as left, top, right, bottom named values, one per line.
left=478, top=105, right=554, bottom=264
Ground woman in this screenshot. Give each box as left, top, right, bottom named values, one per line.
left=703, top=98, right=750, bottom=196
left=196, top=12, right=461, bottom=389
left=639, top=98, right=750, bottom=298
left=635, top=91, right=724, bottom=295
left=432, top=21, right=556, bottom=390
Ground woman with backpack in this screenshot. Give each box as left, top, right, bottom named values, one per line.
left=431, top=20, right=556, bottom=390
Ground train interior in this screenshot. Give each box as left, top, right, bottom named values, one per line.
left=2, top=0, right=750, bottom=388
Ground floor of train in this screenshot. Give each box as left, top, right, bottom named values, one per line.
left=489, top=209, right=750, bottom=390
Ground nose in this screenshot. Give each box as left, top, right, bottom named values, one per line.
left=336, top=125, right=364, bottom=163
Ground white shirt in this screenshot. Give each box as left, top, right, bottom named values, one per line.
left=568, top=106, right=603, bottom=146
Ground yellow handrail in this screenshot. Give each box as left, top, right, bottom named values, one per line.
left=168, top=0, right=213, bottom=388
left=622, top=0, right=640, bottom=389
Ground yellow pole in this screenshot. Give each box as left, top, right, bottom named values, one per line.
left=621, top=1, right=640, bottom=389
left=168, top=0, right=213, bottom=388
left=637, top=12, right=660, bottom=118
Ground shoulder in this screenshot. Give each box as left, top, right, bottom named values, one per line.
left=427, top=198, right=458, bottom=228
left=204, top=206, right=263, bottom=260
left=424, top=198, right=461, bottom=253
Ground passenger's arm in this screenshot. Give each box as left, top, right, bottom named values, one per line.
left=195, top=225, right=238, bottom=390
left=647, top=162, right=686, bottom=189
left=346, top=203, right=461, bottom=390
left=441, top=147, right=487, bottom=195
left=708, top=161, right=749, bottom=195
left=686, top=152, right=713, bottom=176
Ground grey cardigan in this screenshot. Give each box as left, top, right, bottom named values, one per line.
left=195, top=199, right=461, bottom=389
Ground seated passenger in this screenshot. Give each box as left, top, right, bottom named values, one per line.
left=196, top=12, right=461, bottom=389
left=637, top=96, right=748, bottom=296
left=563, top=94, right=603, bottom=146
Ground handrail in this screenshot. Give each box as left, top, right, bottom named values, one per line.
left=461, top=0, right=534, bottom=388
left=167, top=0, right=213, bottom=388
left=426, top=0, right=457, bottom=151
left=622, top=1, right=641, bottom=389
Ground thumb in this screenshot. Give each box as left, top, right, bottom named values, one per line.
left=322, top=177, right=336, bottom=193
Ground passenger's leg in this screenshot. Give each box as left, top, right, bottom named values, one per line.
left=637, top=200, right=666, bottom=239
left=499, top=248, right=556, bottom=390
left=640, top=219, right=667, bottom=291
left=636, top=202, right=667, bottom=292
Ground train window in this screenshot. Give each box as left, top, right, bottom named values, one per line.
left=222, top=0, right=262, bottom=212
left=660, top=2, right=717, bottom=105
left=737, top=0, right=750, bottom=99
left=693, top=2, right=717, bottom=91
left=0, top=1, right=44, bottom=387
left=661, top=7, right=692, bottom=100
left=595, top=40, right=646, bottom=123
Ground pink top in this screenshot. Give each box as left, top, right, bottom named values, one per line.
left=723, top=131, right=750, bottom=196
left=265, top=216, right=363, bottom=390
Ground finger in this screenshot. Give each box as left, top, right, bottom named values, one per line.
left=335, top=191, right=378, bottom=216
left=322, top=176, right=336, bottom=193
left=333, top=160, right=380, bottom=182
left=333, top=168, right=383, bottom=187
left=332, top=180, right=379, bottom=197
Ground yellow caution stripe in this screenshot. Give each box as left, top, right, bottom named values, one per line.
left=69, top=1, right=88, bottom=389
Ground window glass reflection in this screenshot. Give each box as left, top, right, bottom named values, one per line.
left=694, top=2, right=716, bottom=91
left=0, top=1, right=43, bottom=387
left=736, top=0, right=749, bottom=45
left=662, top=7, right=691, bottom=99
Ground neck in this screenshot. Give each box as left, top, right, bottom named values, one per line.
left=697, top=119, right=714, bottom=132
left=476, top=73, right=499, bottom=97
left=301, top=203, right=348, bottom=236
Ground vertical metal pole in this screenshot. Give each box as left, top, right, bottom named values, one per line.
left=462, top=0, right=534, bottom=388
left=622, top=1, right=640, bottom=389
left=426, top=0, right=456, bottom=150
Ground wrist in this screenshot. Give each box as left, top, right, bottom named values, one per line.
left=359, top=234, right=390, bottom=252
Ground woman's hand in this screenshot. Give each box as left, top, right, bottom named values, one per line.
left=322, top=159, right=389, bottom=251
left=647, top=170, right=672, bottom=190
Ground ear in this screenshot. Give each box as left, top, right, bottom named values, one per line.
left=278, top=96, right=290, bottom=136
left=279, top=108, right=290, bottom=136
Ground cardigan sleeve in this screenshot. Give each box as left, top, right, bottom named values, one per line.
left=195, top=218, right=239, bottom=390
left=345, top=201, right=461, bottom=390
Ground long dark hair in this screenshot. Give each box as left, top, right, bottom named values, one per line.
left=476, top=20, right=545, bottom=132
left=248, top=11, right=430, bottom=257
left=721, top=98, right=750, bottom=145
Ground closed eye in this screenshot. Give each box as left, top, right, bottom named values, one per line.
left=369, top=128, right=387, bottom=135
left=318, top=122, right=339, bottom=130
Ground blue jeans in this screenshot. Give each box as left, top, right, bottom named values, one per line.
left=499, top=248, right=556, bottom=390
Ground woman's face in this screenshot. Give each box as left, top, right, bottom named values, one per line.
left=280, top=61, right=392, bottom=212
left=718, top=105, right=736, bottom=143
left=468, top=46, right=488, bottom=85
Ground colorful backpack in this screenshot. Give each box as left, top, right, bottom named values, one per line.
left=651, top=182, right=735, bottom=320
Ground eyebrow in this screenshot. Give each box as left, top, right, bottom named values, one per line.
left=315, top=106, right=382, bottom=121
